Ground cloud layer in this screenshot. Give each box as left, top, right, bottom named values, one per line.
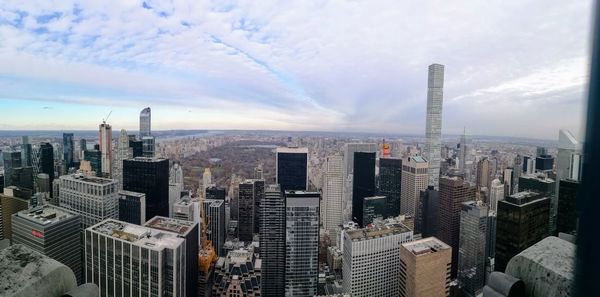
left=0, top=0, right=592, bottom=139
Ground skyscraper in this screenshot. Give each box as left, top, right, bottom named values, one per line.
left=489, top=178, right=504, bottom=212
left=285, top=190, right=319, bottom=297
left=417, top=186, right=439, bottom=237
left=21, top=136, right=32, bottom=167
left=476, top=157, right=491, bottom=191
left=276, top=147, right=308, bottom=191
left=260, top=184, right=286, bottom=297
left=113, top=129, right=132, bottom=189
left=401, top=155, right=429, bottom=217
left=322, top=155, right=343, bottom=232
left=458, top=201, right=488, bottom=297
left=399, top=237, right=452, bottom=297
left=438, top=176, right=476, bottom=278
left=12, top=205, right=82, bottom=284
left=203, top=198, right=226, bottom=256
left=458, top=131, right=474, bottom=182
left=118, top=190, right=146, bottom=225
left=141, top=136, right=155, bottom=157
left=362, top=196, right=387, bottom=226
left=495, top=191, right=550, bottom=272
left=378, top=157, right=402, bottom=217
left=238, top=180, right=257, bottom=242
left=170, top=162, right=184, bottom=184
left=342, top=143, right=377, bottom=222
left=99, top=122, right=112, bottom=176
left=212, top=247, right=261, bottom=296
left=123, top=157, right=169, bottom=221
left=62, top=133, right=74, bottom=169
left=139, top=107, right=151, bottom=138
left=39, top=142, right=55, bottom=196
left=557, top=179, right=579, bottom=234
left=58, top=174, right=118, bottom=229
left=424, top=63, right=445, bottom=189
left=518, top=174, right=556, bottom=234
left=83, top=148, right=102, bottom=177
left=0, top=187, right=34, bottom=240
left=352, top=151, right=376, bottom=226
left=342, top=219, right=413, bottom=297
left=2, top=151, right=22, bottom=187
left=201, top=167, right=212, bottom=198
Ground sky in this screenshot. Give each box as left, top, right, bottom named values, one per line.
left=0, top=0, right=592, bottom=140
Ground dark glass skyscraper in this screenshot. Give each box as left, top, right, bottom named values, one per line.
left=238, top=180, right=255, bottom=242
left=123, top=157, right=169, bottom=220
left=2, top=151, right=22, bottom=187
left=557, top=179, right=579, bottom=234
left=39, top=143, right=55, bottom=190
left=62, top=133, right=74, bottom=168
left=276, top=147, right=308, bottom=191
left=128, top=139, right=144, bottom=157
left=378, top=157, right=402, bottom=217
left=83, top=149, right=102, bottom=177
left=352, top=151, right=376, bottom=227
left=260, top=185, right=286, bottom=297
left=362, top=195, right=387, bottom=226
left=118, top=190, right=146, bottom=224
left=417, top=186, right=440, bottom=237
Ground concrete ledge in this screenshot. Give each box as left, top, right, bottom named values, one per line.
left=505, top=236, right=575, bottom=297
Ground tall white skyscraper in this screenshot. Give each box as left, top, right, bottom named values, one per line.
left=99, top=122, right=112, bottom=176
left=113, top=129, right=132, bottom=189
left=342, top=143, right=377, bottom=222
left=201, top=167, right=212, bottom=198
left=400, top=155, right=429, bottom=216
left=322, top=155, right=344, bottom=232
left=556, top=129, right=582, bottom=191
left=459, top=130, right=474, bottom=182
left=139, top=107, right=151, bottom=138
left=489, top=178, right=504, bottom=212
left=424, top=63, right=445, bottom=189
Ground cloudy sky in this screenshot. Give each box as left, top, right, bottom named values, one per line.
left=0, top=0, right=592, bottom=139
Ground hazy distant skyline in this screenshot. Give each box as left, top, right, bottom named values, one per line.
left=0, top=1, right=591, bottom=140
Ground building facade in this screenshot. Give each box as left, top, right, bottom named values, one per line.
left=123, top=157, right=169, bottom=221
left=399, top=237, right=451, bottom=297
left=58, top=174, right=118, bottom=229
left=118, top=190, right=146, bottom=225
left=322, top=155, right=344, bottom=232
left=352, top=152, right=376, bottom=227
left=276, top=147, right=308, bottom=192
left=401, top=156, right=429, bottom=217
left=378, top=157, right=402, bottom=218
left=260, top=184, right=286, bottom=297
left=423, top=63, right=445, bottom=189
left=458, top=201, right=488, bottom=297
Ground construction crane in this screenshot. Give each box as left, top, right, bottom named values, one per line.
left=102, top=110, right=112, bottom=124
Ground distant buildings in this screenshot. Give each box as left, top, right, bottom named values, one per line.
left=58, top=174, right=118, bottom=229
left=139, top=107, right=152, bottom=138
left=285, top=190, right=320, bottom=297
left=212, top=247, right=261, bottom=296
left=399, top=237, right=452, bottom=297
left=424, top=63, right=445, bottom=189
left=123, top=157, right=169, bottom=220
left=260, top=184, right=286, bottom=297
left=495, top=191, right=550, bottom=272
left=401, top=156, right=429, bottom=217
left=458, top=131, right=474, bottom=182
left=63, top=133, right=74, bottom=169
left=458, top=201, right=488, bottom=297
left=342, top=218, right=413, bottom=297
left=113, top=129, right=132, bottom=189
left=276, top=147, right=308, bottom=191
left=99, top=122, right=112, bottom=176
left=438, top=176, right=476, bottom=278
left=351, top=151, right=376, bottom=226
left=3, top=151, right=22, bottom=187
left=476, top=157, right=491, bottom=191
left=12, top=205, right=82, bottom=284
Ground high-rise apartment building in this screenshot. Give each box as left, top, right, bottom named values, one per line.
left=285, top=190, right=320, bottom=297
left=458, top=201, right=488, bottom=297
left=139, top=107, right=151, bottom=138
left=378, top=157, right=402, bottom=217
left=438, top=176, right=476, bottom=278
left=322, top=155, right=344, bottom=232
left=143, top=216, right=199, bottom=297
left=212, top=247, right=261, bottom=296
left=260, top=184, right=286, bottom=297
left=58, top=174, right=118, bottom=229
left=99, top=122, right=112, bottom=176
left=342, top=219, right=413, bottom=297
left=85, top=218, right=196, bottom=297
left=399, top=237, right=452, bottom=297
left=495, top=191, right=550, bottom=272
left=12, top=205, right=82, bottom=284
left=63, top=133, right=74, bottom=169
left=276, top=147, right=308, bottom=191
left=352, top=151, right=376, bottom=226
left=21, top=136, right=32, bottom=167
left=489, top=179, right=504, bottom=212
left=141, top=136, right=155, bottom=157
left=83, top=148, right=102, bottom=177
left=342, top=143, right=377, bottom=222
left=123, top=157, right=169, bottom=221
left=503, top=168, right=514, bottom=195
left=401, top=156, right=429, bottom=217
left=118, top=190, right=146, bottom=225
left=203, top=198, right=226, bottom=256
left=113, top=129, right=132, bottom=189
left=424, top=63, right=445, bottom=189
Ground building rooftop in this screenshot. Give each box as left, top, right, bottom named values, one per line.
left=14, top=205, right=78, bottom=226
left=402, top=237, right=450, bottom=256
left=276, top=147, right=308, bottom=153
left=408, top=155, right=427, bottom=163
left=60, top=174, right=116, bottom=185
left=90, top=219, right=184, bottom=250
left=144, top=216, right=197, bottom=236
left=364, top=196, right=386, bottom=201
left=346, top=219, right=411, bottom=241
left=504, top=191, right=547, bottom=206
left=126, top=157, right=167, bottom=162
left=118, top=190, right=145, bottom=198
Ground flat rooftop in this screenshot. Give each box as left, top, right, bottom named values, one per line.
left=505, top=191, right=548, bottom=206
left=90, top=219, right=184, bottom=250
left=118, top=190, right=145, bottom=198
left=15, top=205, right=77, bottom=226
left=127, top=157, right=167, bottom=162
left=276, top=147, right=308, bottom=153
left=346, top=222, right=411, bottom=241
left=403, top=237, right=450, bottom=256
left=61, top=174, right=116, bottom=185
left=143, top=216, right=196, bottom=236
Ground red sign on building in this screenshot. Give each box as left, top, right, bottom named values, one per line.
left=31, top=229, right=44, bottom=239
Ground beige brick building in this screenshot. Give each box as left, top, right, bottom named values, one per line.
left=399, top=237, right=451, bottom=297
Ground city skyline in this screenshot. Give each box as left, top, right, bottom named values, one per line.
left=0, top=1, right=591, bottom=139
